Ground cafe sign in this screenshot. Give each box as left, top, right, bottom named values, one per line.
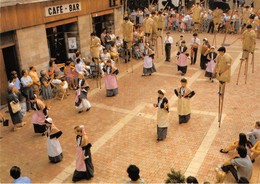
left=45, top=2, right=81, bottom=17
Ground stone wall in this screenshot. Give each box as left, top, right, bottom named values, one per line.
left=114, top=7, right=124, bottom=37
left=16, top=24, right=50, bottom=71
left=78, top=14, right=92, bottom=58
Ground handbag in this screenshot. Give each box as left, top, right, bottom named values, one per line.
left=10, top=100, right=21, bottom=113
left=3, top=119, right=9, bottom=126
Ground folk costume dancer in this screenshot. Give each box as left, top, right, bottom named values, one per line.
left=191, top=2, right=202, bottom=32
left=153, top=89, right=169, bottom=142
left=205, top=46, right=218, bottom=82
left=30, top=95, right=48, bottom=135
left=200, top=38, right=210, bottom=70
left=176, top=40, right=189, bottom=75
left=142, top=43, right=156, bottom=76
left=72, top=125, right=94, bottom=182
left=45, top=117, right=63, bottom=163
left=75, top=72, right=91, bottom=113
left=214, top=47, right=232, bottom=126
left=102, top=60, right=119, bottom=97
left=122, top=17, right=134, bottom=64
left=164, top=32, right=173, bottom=62
left=174, top=78, right=195, bottom=124
left=190, top=33, right=201, bottom=65
left=237, top=24, right=257, bottom=85
left=90, top=32, right=101, bottom=58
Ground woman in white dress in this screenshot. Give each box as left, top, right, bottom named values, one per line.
left=45, top=117, right=63, bottom=163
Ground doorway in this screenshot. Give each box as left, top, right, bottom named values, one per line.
left=92, top=13, right=115, bottom=38
left=46, top=22, right=79, bottom=63
left=3, top=46, right=20, bottom=79
left=0, top=45, right=19, bottom=105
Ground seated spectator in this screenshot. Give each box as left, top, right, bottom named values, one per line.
left=48, top=59, right=64, bottom=77
left=220, top=133, right=252, bottom=154
left=64, top=61, right=77, bottom=90
left=250, top=140, right=260, bottom=163
left=186, top=176, right=198, bottom=184
left=10, top=166, right=31, bottom=183
left=138, top=39, right=145, bottom=53
left=75, top=58, right=90, bottom=76
left=109, top=30, right=116, bottom=45
left=115, top=36, right=124, bottom=56
left=133, top=44, right=143, bottom=59
left=126, top=165, right=144, bottom=184
left=52, top=74, right=69, bottom=92
left=216, top=146, right=253, bottom=182
left=247, top=121, right=260, bottom=146
left=110, top=43, right=119, bottom=62
left=101, top=49, right=111, bottom=63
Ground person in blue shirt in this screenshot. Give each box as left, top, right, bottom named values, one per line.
left=20, top=69, right=34, bottom=111
left=10, top=166, right=31, bottom=183
left=10, top=71, right=21, bottom=90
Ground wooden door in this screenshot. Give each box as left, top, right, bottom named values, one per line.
left=0, top=49, right=8, bottom=105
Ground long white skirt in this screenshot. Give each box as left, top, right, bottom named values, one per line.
left=76, top=99, right=91, bottom=111
left=47, top=137, right=62, bottom=157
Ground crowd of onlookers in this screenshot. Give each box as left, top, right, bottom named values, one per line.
left=1, top=2, right=260, bottom=184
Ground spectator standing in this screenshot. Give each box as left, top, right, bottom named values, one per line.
left=164, top=32, right=173, bottom=62
left=40, top=70, right=53, bottom=102
left=29, top=66, right=41, bottom=98
left=190, top=33, right=200, bottom=65
left=6, top=84, right=26, bottom=131
left=21, top=69, right=34, bottom=111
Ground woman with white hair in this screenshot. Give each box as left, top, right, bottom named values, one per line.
left=153, top=89, right=169, bottom=142
left=45, top=117, right=63, bottom=163
left=72, top=125, right=94, bottom=182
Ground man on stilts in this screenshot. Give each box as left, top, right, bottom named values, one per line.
left=122, top=17, right=134, bottom=63
left=237, top=24, right=257, bottom=85
left=214, top=47, right=232, bottom=126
